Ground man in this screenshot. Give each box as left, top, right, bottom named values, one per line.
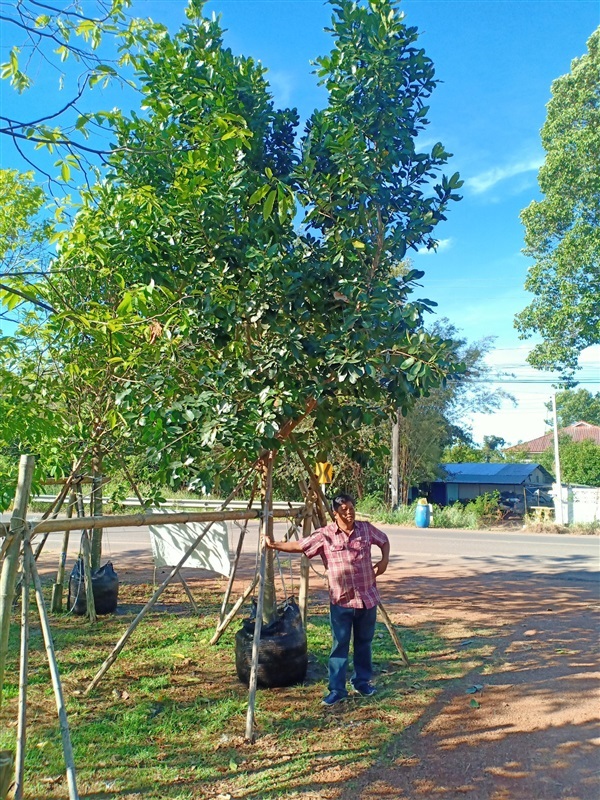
left=266, top=493, right=390, bottom=707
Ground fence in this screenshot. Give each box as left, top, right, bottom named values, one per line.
left=552, top=483, right=600, bottom=524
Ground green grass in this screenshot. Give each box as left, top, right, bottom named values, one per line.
left=0, top=582, right=492, bottom=800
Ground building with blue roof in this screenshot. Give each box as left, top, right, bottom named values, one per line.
left=431, top=462, right=553, bottom=508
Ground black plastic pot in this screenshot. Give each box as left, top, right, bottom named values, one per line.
left=235, top=600, right=308, bottom=688
left=68, top=559, right=119, bottom=615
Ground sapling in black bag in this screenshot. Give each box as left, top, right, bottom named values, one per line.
left=68, top=559, right=119, bottom=615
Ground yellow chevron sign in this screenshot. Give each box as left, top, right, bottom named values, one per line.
left=315, top=461, right=334, bottom=484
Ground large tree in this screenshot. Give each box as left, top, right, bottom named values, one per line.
left=545, top=388, right=600, bottom=427
left=515, top=28, right=600, bottom=376
left=2, top=0, right=463, bottom=618
left=538, top=437, right=600, bottom=486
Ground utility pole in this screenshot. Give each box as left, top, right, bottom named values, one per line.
left=390, top=409, right=399, bottom=508
left=551, top=392, right=564, bottom=524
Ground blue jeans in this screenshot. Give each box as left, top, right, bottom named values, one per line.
left=328, top=603, right=378, bottom=694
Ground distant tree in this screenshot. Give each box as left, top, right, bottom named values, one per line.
left=442, top=443, right=483, bottom=463
left=515, top=28, right=600, bottom=376
left=482, top=435, right=505, bottom=461
left=545, top=388, right=600, bottom=427
left=385, top=321, right=514, bottom=504
left=539, top=437, right=600, bottom=486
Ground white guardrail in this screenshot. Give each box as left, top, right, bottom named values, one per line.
left=33, top=495, right=302, bottom=511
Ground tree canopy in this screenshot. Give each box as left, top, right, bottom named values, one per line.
left=538, top=436, right=600, bottom=487
left=0, top=0, right=463, bottom=499
left=515, top=28, right=600, bottom=376
left=545, top=388, right=600, bottom=428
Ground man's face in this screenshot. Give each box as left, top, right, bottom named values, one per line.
left=334, top=500, right=355, bottom=527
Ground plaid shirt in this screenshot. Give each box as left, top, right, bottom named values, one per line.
left=300, top=520, right=389, bottom=609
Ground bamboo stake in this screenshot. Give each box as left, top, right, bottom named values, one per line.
left=245, top=451, right=274, bottom=742
left=0, top=455, right=35, bottom=706
left=176, top=571, right=199, bottom=614
left=51, top=492, right=76, bottom=614
left=90, top=450, right=103, bottom=570
left=85, top=470, right=257, bottom=695
left=219, top=478, right=258, bottom=625
left=80, top=531, right=97, bottom=624
left=0, top=532, right=11, bottom=563
left=76, top=487, right=96, bottom=623
left=298, top=497, right=313, bottom=628
left=210, top=575, right=259, bottom=645
left=36, top=450, right=90, bottom=525
left=32, top=507, right=300, bottom=536
left=377, top=602, right=410, bottom=667
left=0, top=751, right=14, bottom=800
left=14, top=524, right=31, bottom=800
left=26, top=543, right=79, bottom=800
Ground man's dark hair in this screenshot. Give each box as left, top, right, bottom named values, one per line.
left=332, top=493, right=355, bottom=512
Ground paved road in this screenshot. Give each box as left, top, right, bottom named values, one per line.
left=13, top=514, right=598, bottom=584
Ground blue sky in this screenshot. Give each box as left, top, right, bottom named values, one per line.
left=3, top=0, right=599, bottom=445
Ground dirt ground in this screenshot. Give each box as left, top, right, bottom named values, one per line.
left=346, top=564, right=600, bottom=800
left=98, top=541, right=600, bottom=800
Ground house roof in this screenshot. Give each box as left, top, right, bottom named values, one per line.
left=505, top=421, right=600, bottom=453
left=437, top=463, right=553, bottom=485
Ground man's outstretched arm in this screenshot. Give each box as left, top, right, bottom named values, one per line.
left=265, top=538, right=304, bottom=553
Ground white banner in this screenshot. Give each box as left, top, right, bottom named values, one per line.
left=148, top=520, right=230, bottom=577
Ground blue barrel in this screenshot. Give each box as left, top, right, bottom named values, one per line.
left=415, top=502, right=430, bottom=528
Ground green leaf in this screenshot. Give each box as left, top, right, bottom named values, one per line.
left=263, top=190, right=276, bottom=220
left=249, top=184, right=270, bottom=204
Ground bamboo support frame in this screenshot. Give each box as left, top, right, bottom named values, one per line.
left=84, top=469, right=266, bottom=694
left=51, top=492, right=76, bottom=614
left=90, top=451, right=103, bottom=569
left=26, top=542, right=79, bottom=800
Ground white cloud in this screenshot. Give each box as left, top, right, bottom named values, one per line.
left=267, top=71, right=294, bottom=107
left=416, top=237, right=453, bottom=256
left=466, top=156, right=543, bottom=195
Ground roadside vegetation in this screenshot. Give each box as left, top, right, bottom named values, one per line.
left=356, top=492, right=503, bottom=530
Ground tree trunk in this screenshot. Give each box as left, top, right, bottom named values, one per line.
left=260, top=454, right=277, bottom=626
left=0, top=455, right=35, bottom=706
left=90, top=450, right=103, bottom=570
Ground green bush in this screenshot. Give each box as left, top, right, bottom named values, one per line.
left=464, top=491, right=501, bottom=521
left=356, top=497, right=493, bottom=529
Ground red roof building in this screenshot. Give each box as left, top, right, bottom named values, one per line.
left=506, top=421, right=600, bottom=456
